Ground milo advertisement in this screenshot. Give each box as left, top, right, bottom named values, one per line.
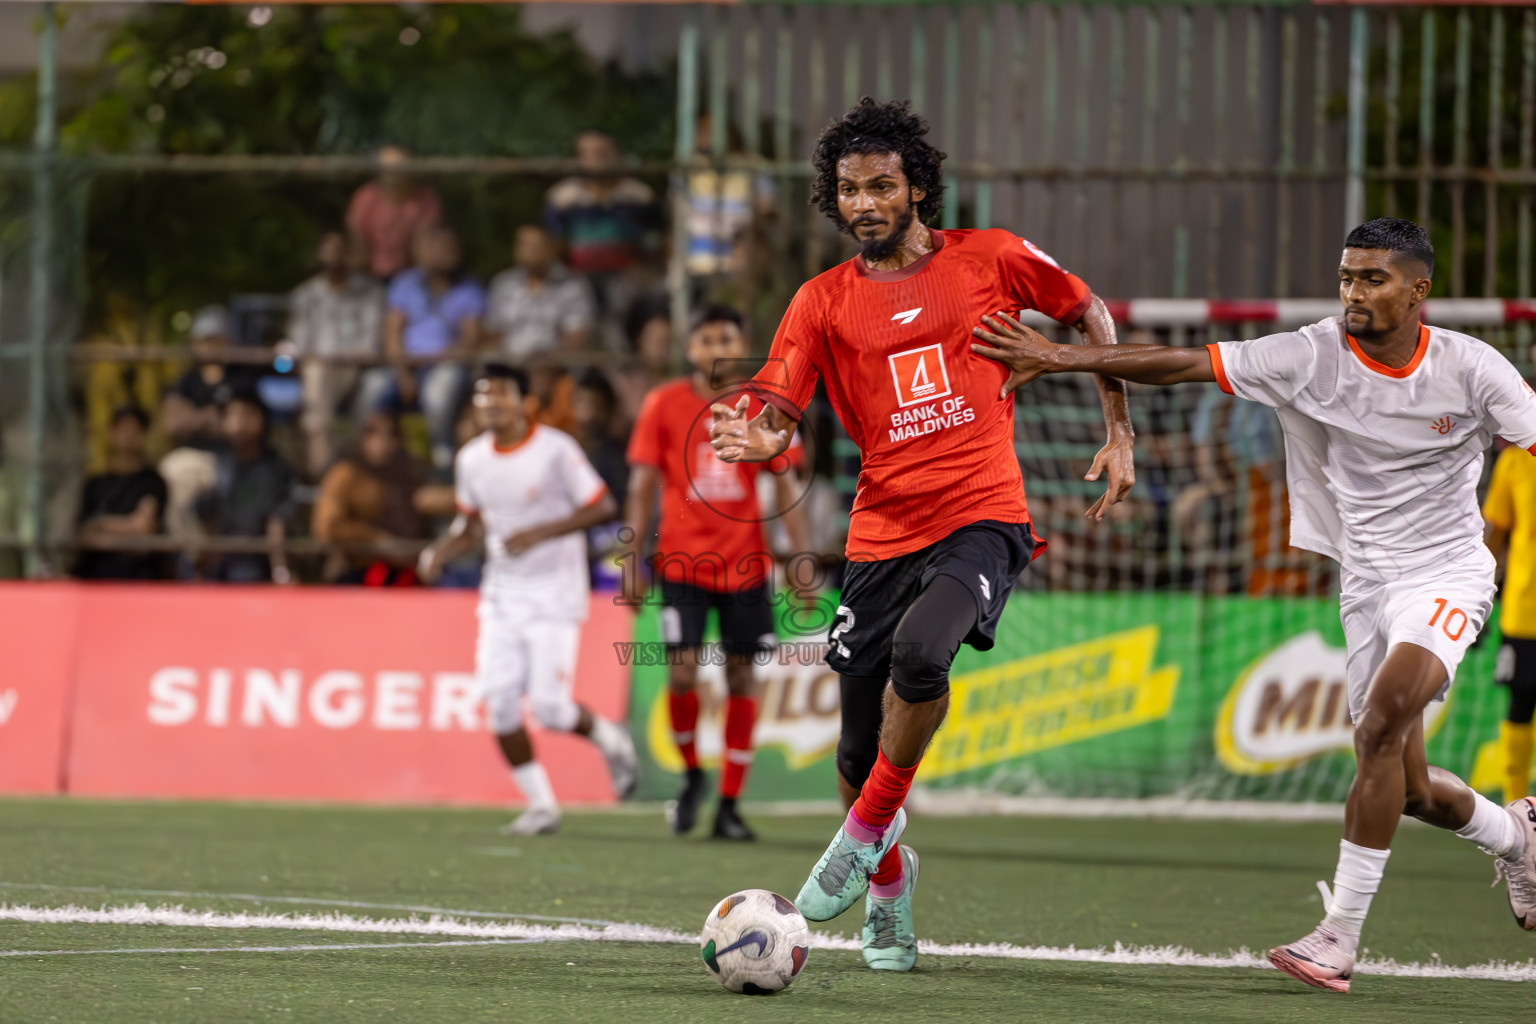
left=623, top=591, right=1515, bottom=803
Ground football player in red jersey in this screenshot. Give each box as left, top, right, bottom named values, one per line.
left=626, top=306, right=809, bottom=841
left=710, top=98, right=1136, bottom=971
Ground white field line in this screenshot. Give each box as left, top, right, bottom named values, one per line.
left=901, top=792, right=1349, bottom=822
left=1, top=938, right=548, bottom=958
left=1, top=903, right=1533, bottom=982
left=0, top=882, right=613, bottom=926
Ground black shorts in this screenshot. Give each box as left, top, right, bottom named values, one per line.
left=826, top=520, right=1039, bottom=678
left=1497, top=638, right=1536, bottom=691
left=659, top=580, right=777, bottom=656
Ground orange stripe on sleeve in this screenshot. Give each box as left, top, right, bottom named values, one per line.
left=581, top=484, right=610, bottom=510
left=1206, top=343, right=1233, bottom=395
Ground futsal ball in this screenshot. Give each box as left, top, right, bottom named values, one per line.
left=699, top=888, right=811, bottom=994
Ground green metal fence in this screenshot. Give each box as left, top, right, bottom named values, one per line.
left=4, top=3, right=1536, bottom=575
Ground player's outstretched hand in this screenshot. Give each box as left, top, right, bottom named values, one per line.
left=1083, top=436, right=1136, bottom=522
left=709, top=394, right=789, bottom=463
left=971, top=312, right=1057, bottom=398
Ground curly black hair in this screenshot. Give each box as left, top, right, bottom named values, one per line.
left=810, top=98, right=947, bottom=229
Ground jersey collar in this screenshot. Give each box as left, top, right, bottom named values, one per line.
left=1346, top=323, right=1430, bottom=379
left=853, top=229, right=945, bottom=283
left=492, top=423, right=538, bottom=455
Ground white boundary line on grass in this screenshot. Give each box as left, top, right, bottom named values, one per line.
left=2, top=903, right=1533, bottom=982
left=0, top=883, right=614, bottom=926
left=1, top=938, right=548, bottom=957
left=900, top=792, right=1349, bottom=822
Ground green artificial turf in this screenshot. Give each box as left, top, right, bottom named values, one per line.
left=0, top=799, right=1529, bottom=1023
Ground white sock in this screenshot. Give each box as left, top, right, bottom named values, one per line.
left=1322, top=839, right=1391, bottom=952
left=512, top=762, right=557, bottom=811
left=1455, top=793, right=1522, bottom=857
left=589, top=716, right=620, bottom=753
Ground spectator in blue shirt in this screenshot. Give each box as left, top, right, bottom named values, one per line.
left=359, top=226, right=485, bottom=470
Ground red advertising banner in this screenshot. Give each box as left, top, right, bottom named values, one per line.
left=0, top=583, right=631, bottom=807
left=0, top=585, right=77, bottom=795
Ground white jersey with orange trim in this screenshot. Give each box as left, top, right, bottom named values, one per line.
left=1208, top=317, right=1536, bottom=582
left=454, top=424, right=608, bottom=621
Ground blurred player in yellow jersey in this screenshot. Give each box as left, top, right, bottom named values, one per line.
left=1485, top=438, right=1536, bottom=806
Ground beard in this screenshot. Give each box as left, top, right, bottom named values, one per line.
left=851, top=203, right=917, bottom=264
left=1344, top=308, right=1384, bottom=339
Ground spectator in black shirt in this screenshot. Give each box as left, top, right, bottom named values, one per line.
left=160, top=305, right=258, bottom=541
left=75, top=407, right=169, bottom=580
left=196, top=393, right=296, bottom=584
left=163, top=306, right=254, bottom=448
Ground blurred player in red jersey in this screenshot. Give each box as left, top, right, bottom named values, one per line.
left=626, top=306, right=810, bottom=841
left=710, top=99, right=1136, bottom=970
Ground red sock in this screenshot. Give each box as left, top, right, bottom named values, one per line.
left=720, top=696, right=757, bottom=798
left=852, top=750, right=918, bottom=828
left=668, top=691, right=700, bottom=771
left=871, top=844, right=904, bottom=886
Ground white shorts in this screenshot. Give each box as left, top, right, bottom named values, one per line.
left=1339, top=550, right=1496, bottom=721
left=476, top=595, right=583, bottom=734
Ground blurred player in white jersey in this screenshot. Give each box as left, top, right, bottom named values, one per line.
left=420, top=363, right=638, bottom=835
left=968, top=218, right=1536, bottom=992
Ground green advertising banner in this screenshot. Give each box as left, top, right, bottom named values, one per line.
left=624, top=591, right=1516, bottom=804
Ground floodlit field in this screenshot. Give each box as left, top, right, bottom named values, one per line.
left=0, top=798, right=1530, bottom=1023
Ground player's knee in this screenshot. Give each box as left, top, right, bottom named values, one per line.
left=484, top=689, right=524, bottom=735
left=530, top=693, right=580, bottom=733
left=1352, top=710, right=1407, bottom=762
left=887, top=575, right=974, bottom=705
left=666, top=659, right=697, bottom=694
left=723, top=654, right=758, bottom=697
left=888, top=633, right=956, bottom=704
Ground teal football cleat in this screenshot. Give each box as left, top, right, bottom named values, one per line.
left=862, top=844, right=920, bottom=972
left=794, top=808, right=907, bottom=921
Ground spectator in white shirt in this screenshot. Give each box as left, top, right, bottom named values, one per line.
left=288, top=231, right=385, bottom=475
left=484, top=224, right=596, bottom=362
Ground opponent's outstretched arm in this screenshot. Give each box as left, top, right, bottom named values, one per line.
left=973, top=312, right=1216, bottom=391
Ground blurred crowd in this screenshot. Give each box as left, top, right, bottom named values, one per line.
left=62, top=129, right=795, bottom=587
left=41, top=130, right=1530, bottom=597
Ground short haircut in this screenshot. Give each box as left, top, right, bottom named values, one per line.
left=623, top=294, right=670, bottom=352
left=478, top=361, right=530, bottom=396
left=110, top=405, right=149, bottom=431
left=221, top=391, right=270, bottom=434
left=1344, top=217, right=1435, bottom=277
left=690, top=304, right=744, bottom=334
left=811, top=98, right=947, bottom=228
left=575, top=368, right=617, bottom=409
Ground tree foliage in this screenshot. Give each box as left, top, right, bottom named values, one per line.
left=47, top=5, right=674, bottom=158
left=0, top=5, right=675, bottom=329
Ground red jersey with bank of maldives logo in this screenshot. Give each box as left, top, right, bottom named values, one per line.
left=749, top=228, right=1092, bottom=560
